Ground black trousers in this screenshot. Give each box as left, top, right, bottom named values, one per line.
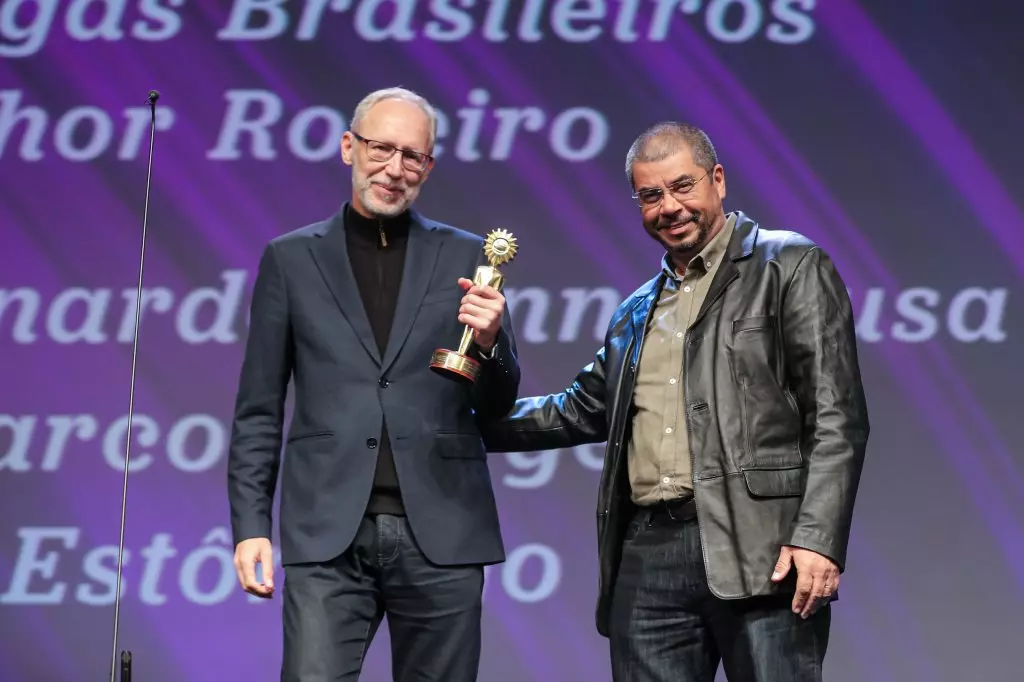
left=281, top=514, right=484, bottom=681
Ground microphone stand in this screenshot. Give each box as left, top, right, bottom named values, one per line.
left=109, top=89, right=161, bottom=682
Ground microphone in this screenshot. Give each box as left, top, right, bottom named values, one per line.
left=108, top=88, right=163, bottom=682
left=120, top=652, right=132, bottom=682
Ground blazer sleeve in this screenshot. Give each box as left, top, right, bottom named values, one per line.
left=470, top=299, right=521, bottom=420
left=226, top=242, right=294, bottom=546
left=781, top=246, right=870, bottom=571
left=467, top=243, right=520, bottom=419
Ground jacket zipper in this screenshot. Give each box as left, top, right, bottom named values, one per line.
left=376, top=222, right=386, bottom=345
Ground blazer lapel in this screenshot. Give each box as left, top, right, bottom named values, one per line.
left=381, top=213, right=442, bottom=373
left=308, top=212, right=381, bottom=365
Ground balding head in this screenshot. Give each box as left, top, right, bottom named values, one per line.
left=625, top=122, right=718, bottom=189
left=351, top=87, right=438, bottom=152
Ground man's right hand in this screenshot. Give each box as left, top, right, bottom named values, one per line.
left=234, top=537, right=275, bottom=598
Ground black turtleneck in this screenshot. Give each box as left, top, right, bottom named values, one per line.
left=344, top=202, right=410, bottom=516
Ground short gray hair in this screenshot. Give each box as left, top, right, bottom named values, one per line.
left=625, top=122, right=718, bottom=188
left=350, top=87, right=438, bottom=151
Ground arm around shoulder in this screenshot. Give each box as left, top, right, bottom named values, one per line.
left=227, top=241, right=294, bottom=546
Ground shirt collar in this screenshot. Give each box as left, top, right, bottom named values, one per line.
left=661, top=212, right=737, bottom=281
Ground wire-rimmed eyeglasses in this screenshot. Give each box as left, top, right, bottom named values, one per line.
left=351, top=131, right=433, bottom=173
left=632, top=172, right=708, bottom=208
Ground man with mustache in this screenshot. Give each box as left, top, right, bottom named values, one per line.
left=227, top=87, right=520, bottom=681
left=479, top=122, right=869, bottom=681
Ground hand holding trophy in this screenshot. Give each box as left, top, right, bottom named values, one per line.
left=429, top=229, right=518, bottom=383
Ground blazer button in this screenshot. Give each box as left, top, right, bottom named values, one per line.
left=366, top=438, right=377, bottom=449
left=379, top=378, right=390, bottom=388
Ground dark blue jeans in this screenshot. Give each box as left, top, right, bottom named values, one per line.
left=281, top=514, right=484, bottom=682
left=609, top=507, right=830, bottom=682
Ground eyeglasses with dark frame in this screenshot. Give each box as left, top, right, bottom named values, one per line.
left=350, top=131, right=433, bottom=173
left=631, top=171, right=709, bottom=208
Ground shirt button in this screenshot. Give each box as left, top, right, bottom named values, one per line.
left=684, top=285, right=692, bottom=292
left=366, top=438, right=377, bottom=449
left=669, top=378, right=677, bottom=384
left=662, top=476, right=671, bottom=484
left=665, top=427, right=673, bottom=434
left=676, top=332, right=683, bottom=338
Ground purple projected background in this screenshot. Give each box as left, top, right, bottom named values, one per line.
left=2, top=2, right=1022, bottom=681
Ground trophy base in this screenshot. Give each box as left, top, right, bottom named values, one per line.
left=429, top=349, right=481, bottom=383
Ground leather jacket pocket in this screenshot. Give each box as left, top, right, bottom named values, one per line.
left=731, top=316, right=801, bottom=466
left=741, top=466, right=804, bottom=498
left=731, top=315, right=780, bottom=385
left=732, top=316, right=776, bottom=334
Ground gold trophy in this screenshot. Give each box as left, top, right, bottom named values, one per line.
left=430, top=229, right=518, bottom=383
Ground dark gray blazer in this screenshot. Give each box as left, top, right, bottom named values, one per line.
left=227, top=206, right=520, bottom=567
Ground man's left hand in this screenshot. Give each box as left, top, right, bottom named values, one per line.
left=771, top=545, right=839, bottom=619
left=457, top=278, right=504, bottom=352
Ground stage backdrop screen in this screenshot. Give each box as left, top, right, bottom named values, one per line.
left=2, top=2, right=1022, bottom=681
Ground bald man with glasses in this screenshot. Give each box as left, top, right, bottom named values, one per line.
left=227, top=87, right=521, bottom=682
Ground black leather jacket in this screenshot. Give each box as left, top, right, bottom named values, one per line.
left=480, top=212, right=869, bottom=637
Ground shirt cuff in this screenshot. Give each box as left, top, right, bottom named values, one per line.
left=478, top=343, right=497, bottom=360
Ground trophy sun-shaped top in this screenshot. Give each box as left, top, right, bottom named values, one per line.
left=484, top=229, right=518, bottom=266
